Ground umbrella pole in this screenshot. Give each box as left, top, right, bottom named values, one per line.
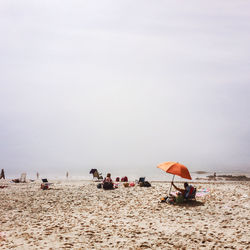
left=169, top=175, right=175, bottom=195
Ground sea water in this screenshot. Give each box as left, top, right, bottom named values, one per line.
left=5, top=170, right=250, bottom=183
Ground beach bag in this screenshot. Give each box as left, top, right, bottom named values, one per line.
left=97, top=183, right=102, bottom=189
left=41, top=183, right=49, bottom=190
left=140, top=181, right=151, bottom=187
left=161, top=196, right=168, bottom=203
left=103, top=182, right=113, bottom=190
left=167, top=197, right=175, bottom=204
left=121, top=176, right=128, bottom=182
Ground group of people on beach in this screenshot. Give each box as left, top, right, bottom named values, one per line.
left=2, top=167, right=196, bottom=203
left=101, top=173, right=195, bottom=203
left=100, top=173, right=130, bottom=189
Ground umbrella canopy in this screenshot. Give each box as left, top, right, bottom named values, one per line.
left=157, top=161, right=192, bottom=180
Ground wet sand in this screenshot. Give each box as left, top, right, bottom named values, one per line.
left=0, top=180, right=249, bottom=249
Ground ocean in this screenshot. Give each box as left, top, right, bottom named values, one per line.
left=5, top=170, right=250, bottom=182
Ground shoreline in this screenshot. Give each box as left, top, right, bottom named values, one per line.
left=3, top=177, right=250, bottom=185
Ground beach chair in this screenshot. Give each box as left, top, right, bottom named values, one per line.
left=189, top=188, right=197, bottom=200
left=185, top=187, right=197, bottom=201
left=41, top=178, right=53, bottom=190
left=137, top=177, right=151, bottom=187
left=90, top=169, right=103, bottom=181
left=20, top=173, right=27, bottom=183
left=138, top=177, right=145, bottom=183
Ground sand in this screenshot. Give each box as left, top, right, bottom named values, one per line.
left=0, top=179, right=249, bottom=249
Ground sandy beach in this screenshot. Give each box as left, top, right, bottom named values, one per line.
left=0, top=179, right=249, bottom=249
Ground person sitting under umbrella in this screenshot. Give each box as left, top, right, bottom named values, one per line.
left=171, top=182, right=195, bottom=199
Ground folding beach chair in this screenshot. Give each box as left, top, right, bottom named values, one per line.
left=185, top=187, right=197, bottom=201
left=20, top=173, right=27, bottom=183
left=90, top=169, right=103, bottom=181
left=41, top=178, right=53, bottom=190
left=189, top=188, right=197, bottom=200
left=137, top=177, right=151, bottom=187
left=138, top=177, right=145, bottom=183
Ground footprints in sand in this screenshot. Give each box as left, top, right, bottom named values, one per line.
left=0, top=181, right=249, bottom=249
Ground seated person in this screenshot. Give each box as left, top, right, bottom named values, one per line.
left=103, top=173, right=113, bottom=183
left=171, top=182, right=195, bottom=199
left=103, top=173, right=114, bottom=190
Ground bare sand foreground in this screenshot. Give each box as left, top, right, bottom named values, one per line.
left=0, top=180, right=249, bottom=249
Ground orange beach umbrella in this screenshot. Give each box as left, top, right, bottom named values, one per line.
left=157, top=162, right=192, bottom=180
left=157, top=161, right=192, bottom=194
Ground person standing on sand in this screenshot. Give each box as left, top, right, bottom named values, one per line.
left=66, top=172, right=69, bottom=179
left=36, top=172, right=39, bottom=179
left=0, top=169, right=5, bottom=179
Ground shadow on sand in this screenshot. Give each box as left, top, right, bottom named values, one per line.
left=175, top=200, right=205, bottom=207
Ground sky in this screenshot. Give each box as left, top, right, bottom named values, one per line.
left=0, top=0, right=250, bottom=177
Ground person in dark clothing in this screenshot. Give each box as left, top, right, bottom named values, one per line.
left=103, top=173, right=114, bottom=190
left=0, top=169, right=5, bottom=179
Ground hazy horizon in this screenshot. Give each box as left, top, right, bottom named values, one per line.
left=1, top=1, right=250, bottom=176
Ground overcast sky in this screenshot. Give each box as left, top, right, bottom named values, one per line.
left=0, top=0, right=250, bottom=177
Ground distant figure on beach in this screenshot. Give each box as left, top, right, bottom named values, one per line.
left=214, top=172, right=216, bottom=180
left=0, top=169, right=5, bottom=179
left=36, top=172, right=39, bottom=179
left=172, top=182, right=195, bottom=199
left=66, top=172, right=69, bottom=179
left=103, top=173, right=114, bottom=190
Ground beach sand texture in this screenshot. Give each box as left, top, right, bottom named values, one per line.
left=0, top=180, right=250, bottom=249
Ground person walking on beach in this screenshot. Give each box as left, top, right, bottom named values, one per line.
left=66, top=171, right=69, bottom=179
left=0, top=169, right=5, bottom=179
